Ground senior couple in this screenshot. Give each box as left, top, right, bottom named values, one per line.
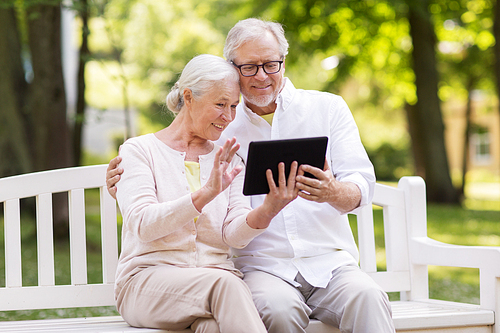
left=108, top=18, right=396, bottom=333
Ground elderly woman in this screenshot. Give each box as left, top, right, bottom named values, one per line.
left=114, top=54, right=299, bottom=333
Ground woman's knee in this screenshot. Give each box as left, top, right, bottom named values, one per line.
left=210, top=270, right=252, bottom=295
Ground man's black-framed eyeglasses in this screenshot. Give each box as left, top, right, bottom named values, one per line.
left=231, top=60, right=284, bottom=77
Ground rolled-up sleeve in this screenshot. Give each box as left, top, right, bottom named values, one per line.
left=328, top=97, right=376, bottom=214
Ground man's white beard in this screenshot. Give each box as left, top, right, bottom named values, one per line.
left=243, top=91, right=278, bottom=108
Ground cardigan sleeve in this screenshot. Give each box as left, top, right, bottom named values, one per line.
left=222, top=156, right=266, bottom=249
left=116, top=138, right=200, bottom=243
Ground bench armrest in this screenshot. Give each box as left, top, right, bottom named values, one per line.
left=410, top=236, right=500, bottom=311
left=411, top=236, right=500, bottom=274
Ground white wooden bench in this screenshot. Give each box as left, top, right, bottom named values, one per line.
left=0, top=164, right=498, bottom=332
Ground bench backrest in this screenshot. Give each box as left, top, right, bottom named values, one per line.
left=0, top=165, right=425, bottom=311
left=0, top=165, right=117, bottom=311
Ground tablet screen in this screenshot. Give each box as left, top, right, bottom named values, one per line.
left=242, top=136, right=328, bottom=196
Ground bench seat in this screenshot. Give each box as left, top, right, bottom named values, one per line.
left=0, top=300, right=494, bottom=332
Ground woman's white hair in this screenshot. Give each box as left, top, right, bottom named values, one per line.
left=166, top=54, right=239, bottom=114
left=223, top=18, right=289, bottom=62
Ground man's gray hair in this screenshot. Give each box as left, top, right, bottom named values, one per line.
left=166, top=54, right=239, bottom=114
left=223, top=18, right=289, bottom=62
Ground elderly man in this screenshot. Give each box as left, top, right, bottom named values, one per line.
left=107, top=18, right=395, bottom=333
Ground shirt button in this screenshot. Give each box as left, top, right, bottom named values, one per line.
left=192, top=247, right=196, bottom=252
left=192, top=230, right=196, bottom=235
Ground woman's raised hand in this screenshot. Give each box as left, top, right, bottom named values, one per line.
left=191, top=138, right=242, bottom=211
left=209, top=137, right=243, bottom=194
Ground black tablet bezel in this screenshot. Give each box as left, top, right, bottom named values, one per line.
left=242, top=136, right=328, bottom=196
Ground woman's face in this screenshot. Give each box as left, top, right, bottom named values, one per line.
left=186, top=80, right=240, bottom=141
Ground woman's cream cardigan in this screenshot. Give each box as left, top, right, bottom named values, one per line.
left=114, top=134, right=265, bottom=296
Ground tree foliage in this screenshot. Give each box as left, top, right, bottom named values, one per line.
left=0, top=0, right=497, bottom=205
left=87, top=0, right=226, bottom=130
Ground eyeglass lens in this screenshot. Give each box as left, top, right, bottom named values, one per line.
left=240, top=61, right=282, bottom=76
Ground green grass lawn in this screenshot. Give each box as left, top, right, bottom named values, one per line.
left=0, top=187, right=498, bottom=321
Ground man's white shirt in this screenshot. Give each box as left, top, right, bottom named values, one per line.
left=216, top=78, right=375, bottom=288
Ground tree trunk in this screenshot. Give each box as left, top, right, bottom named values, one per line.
left=27, top=2, right=73, bottom=239
left=405, top=103, right=425, bottom=178
left=459, top=80, right=474, bottom=201
left=0, top=8, right=32, bottom=177
left=494, top=0, right=500, bottom=175
left=27, top=3, right=72, bottom=171
left=406, top=0, right=459, bottom=204
left=74, top=0, right=90, bottom=166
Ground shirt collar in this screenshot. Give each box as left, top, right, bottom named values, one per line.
left=276, top=77, right=294, bottom=113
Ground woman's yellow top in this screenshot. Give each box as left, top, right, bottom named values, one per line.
left=184, top=161, right=201, bottom=192
left=185, top=161, right=201, bottom=222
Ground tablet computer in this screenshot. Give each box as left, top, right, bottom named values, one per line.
left=243, top=136, right=328, bottom=196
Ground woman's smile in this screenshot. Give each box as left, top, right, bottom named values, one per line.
left=213, top=123, right=225, bottom=130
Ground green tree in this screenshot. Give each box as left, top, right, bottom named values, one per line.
left=0, top=0, right=72, bottom=175
left=73, top=0, right=91, bottom=166
left=0, top=0, right=73, bottom=239
left=406, top=0, right=458, bottom=203
left=434, top=0, right=495, bottom=199
left=85, top=0, right=226, bottom=133
left=494, top=0, right=500, bottom=175
left=0, top=6, right=32, bottom=177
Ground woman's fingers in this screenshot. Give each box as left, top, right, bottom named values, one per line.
left=278, top=162, right=287, bottom=188
left=266, top=162, right=299, bottom=196
left=266, top=168, right=276, bottom=191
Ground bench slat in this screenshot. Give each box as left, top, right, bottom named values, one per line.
left=4, top=199, right=22, bottom=288
left=0, top=284, right=115, bottom=311
left=36, top=193, right=55, bottom=286
left=0, top=316, right=183, bottom=332
left=69, top=189, right=88, bottom=285
left=383, top=203, right=410, bottom=273
left=392, top=300, right=494, bottom=330
left=100, top=187, right=118, bottom=284
left=356, top=204, right=377, bottom=273
left=0, top=301, right=492, bottom=332
left=0, top=165, right=108, bottom=201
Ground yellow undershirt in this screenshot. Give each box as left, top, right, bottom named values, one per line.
left=261, top=112, right=274, bottom=125
left=184, top=161, right=201, bottom=222
left=184, top=161, right=201, bottom=192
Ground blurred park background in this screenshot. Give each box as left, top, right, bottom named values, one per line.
left=1, top=0, right=499, bottom=206
left=0, top=0, right=499, bottom=321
